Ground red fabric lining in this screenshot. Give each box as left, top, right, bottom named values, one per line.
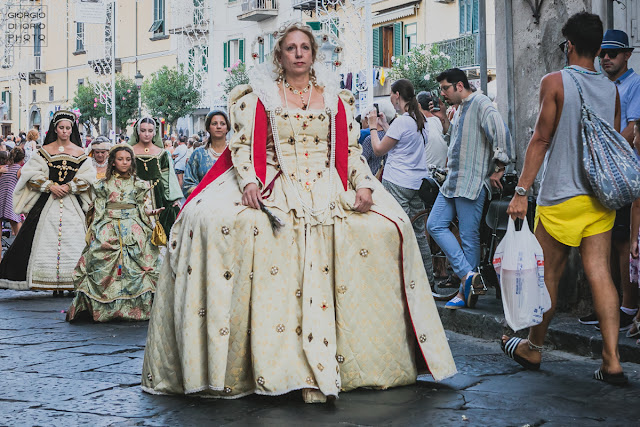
left=253, top=99, right=268, bottom=187
left=179, top=147, right=233, bottom=216
left=335, top=99, right=349, bottom=191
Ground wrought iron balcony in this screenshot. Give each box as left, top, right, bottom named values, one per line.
left=432, top=33, right=496, bottom=70
left=292, top=0, right=315, bottom=11
left=238, top=0, right=278, bottom=21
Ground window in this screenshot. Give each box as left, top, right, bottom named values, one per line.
left=49, top=86, right=54, bottom=102
left=306, top=21, right=339, bottom=37
left=32, top=90, right=37, bottom=103
left=193, top=0, right=204, bottom=25
left=76, top=22, right=85, bottom=52
left=1, top=91, right=11, bottom=120
left=78, top=78, right=84, bottom=86
left=223, top=39, right=245, bottom=69
left=150, top=0, right=165, bottom=36
left=373, top=22, right=402, bottom=67
left=34, top=24, right=42, bottom=56
left=188, top=45, right=208, bottom=73
left=405, top=23, right=417, bottom=52
left=459, top=0, right=479, bottom=34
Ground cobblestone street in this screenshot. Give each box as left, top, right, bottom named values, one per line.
left=0, top=290, right=638, bottom=426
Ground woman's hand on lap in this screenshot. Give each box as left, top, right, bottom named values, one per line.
left=242, top=183, right=262, bottom=209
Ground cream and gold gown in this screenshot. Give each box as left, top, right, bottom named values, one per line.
left=141, top=64, right=456, bottom=399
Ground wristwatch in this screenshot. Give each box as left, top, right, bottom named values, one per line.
left=515, top=186, right=527, bottom=196
left=494, top=164, right=506, bottom=173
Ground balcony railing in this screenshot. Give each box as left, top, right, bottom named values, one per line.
left=238, top=0, right=278, bottom=21
left=292, top=0, right=315, bottom=10
left=432, top=33, right=496, bottom=70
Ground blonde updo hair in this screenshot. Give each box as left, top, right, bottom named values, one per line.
left=26, top=129, right=39, bottom=141
left=272, top=23, right=319, bottom=77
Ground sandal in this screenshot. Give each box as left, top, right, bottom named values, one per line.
left=593, top=368, right=628, bottom=386
left=625, top=318, right=640, bottom=338
left=500, top=337, right=541, bottom=371
left=464, top=273, right=484, bottom=308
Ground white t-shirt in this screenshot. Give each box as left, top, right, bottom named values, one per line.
left=383, top=113, right=429, bottom=190
left=425, top=116, right=448, bottom=168
left=173, top=144, right=188, bottom=171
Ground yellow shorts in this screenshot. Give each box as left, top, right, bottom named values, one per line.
left=535, top=195, right=615, bottom=247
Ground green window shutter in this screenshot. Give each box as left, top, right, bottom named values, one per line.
left=202, top=46, right=208, bottom=72
left=307, top=22, right=321, bottom=31
left=393, top=22, right=403, bottom=56
left=373, top=27, right=381, bottom=67
left=223, top=42, right=229, bottom=69
left=239, top=39, right=245, bottom=63
left=472, top=0, right=479, bottom=33
left=459, top=1, right=465, bottom=33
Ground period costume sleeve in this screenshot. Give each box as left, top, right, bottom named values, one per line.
left=13, top=152, right=50, bottom=214
left=67, top=159, right=96, bottom=196
left=135, top=179, right=154, bottom=228
left=70, top=158, right=96, bottom=212
left=481, top=102, right=514, bottom=165
left=228, top=84, right=261, bottom=192
left=91, top=180, right=108, bottom=229
left=161, top=151, right=183, bottom=203
left=339, top=90, right=376, bottom=192
left=182, top=149, right=201, bottom=197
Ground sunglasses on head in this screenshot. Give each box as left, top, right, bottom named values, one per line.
left=599, top=49, right=621, bottom=59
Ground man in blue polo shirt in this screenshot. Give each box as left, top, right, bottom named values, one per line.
left=580, top=29, right=640, bottom=330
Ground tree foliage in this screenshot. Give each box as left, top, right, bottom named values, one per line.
left=142, top=65, right=202, bottom=130
left=221, top=61, right=249, bottom=101
left=389, top=44, right=452, bottom=93
left=113, top=76, right=139, bottom=131
left=72, top=82, right=104, bottom=135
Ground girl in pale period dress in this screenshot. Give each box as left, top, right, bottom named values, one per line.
left=0, top=110, right=95, bottom=295
left=142, top=23, right=456, bottom=403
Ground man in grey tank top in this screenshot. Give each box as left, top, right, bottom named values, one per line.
left=502, top=12, right=627, bottom=385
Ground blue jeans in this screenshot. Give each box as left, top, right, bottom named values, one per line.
left=426, top=189, right=487, bottom=280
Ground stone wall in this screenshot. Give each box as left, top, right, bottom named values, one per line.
left=494, top=0, right=606, bottom=313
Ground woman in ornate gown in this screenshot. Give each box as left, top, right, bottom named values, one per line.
left=0, top=110, right=95, bottom=295
left=142, top=23, right=456, bottom=403
left=67, top=144, right=162, bottom=322
left=130, top=118, right=182, bottom=237
left=182, top=110, right=230, bottom=197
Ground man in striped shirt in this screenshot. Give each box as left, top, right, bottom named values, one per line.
left=427, top=68, right=514, bottom=309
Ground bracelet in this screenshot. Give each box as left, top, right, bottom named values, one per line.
left=370, top=128, right=378, bottom=131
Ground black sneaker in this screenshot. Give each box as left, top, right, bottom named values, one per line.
left=595, top=309, right=636, bottom=331
left=579, top=312, right=598, bottom=325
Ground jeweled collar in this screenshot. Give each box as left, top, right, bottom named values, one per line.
left=247, top=61, right=341, bottom=113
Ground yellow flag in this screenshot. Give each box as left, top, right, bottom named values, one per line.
left=379, top=68, right=386, bottom=86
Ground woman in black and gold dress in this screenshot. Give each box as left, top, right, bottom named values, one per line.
left=130, top=118, right=182, bottom=238
left=0, top=110, right=95, bottom=295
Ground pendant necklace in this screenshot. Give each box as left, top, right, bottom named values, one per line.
left=58, top=145, right=65, bottom=153
left=284, top=80, right=312, bottom=110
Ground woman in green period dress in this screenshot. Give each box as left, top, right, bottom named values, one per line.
left=130, top=117, right=182, bottom=236
left=67, top=144, right=164, bottom=322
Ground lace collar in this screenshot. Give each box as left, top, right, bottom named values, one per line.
left=247, top=62, right=341, bottom=113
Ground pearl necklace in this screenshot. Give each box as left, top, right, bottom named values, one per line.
left=93, top=159, right=108, bottom=168
left=270, top=107, right=336, bottom=219
left=208, top=145, right=226, bottom=159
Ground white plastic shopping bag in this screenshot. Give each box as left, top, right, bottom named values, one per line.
left=492, top=218, right=551, bottom=331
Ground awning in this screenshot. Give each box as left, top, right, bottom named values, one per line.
left=373, top=5, right=419, bottom=25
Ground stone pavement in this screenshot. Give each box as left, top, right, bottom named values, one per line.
left=0, top=290, right=638, bottom=426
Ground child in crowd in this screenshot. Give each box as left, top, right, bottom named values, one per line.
left=628, top=119, right=640, bottom=343
left=67, top=144, right=163, bottom=322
